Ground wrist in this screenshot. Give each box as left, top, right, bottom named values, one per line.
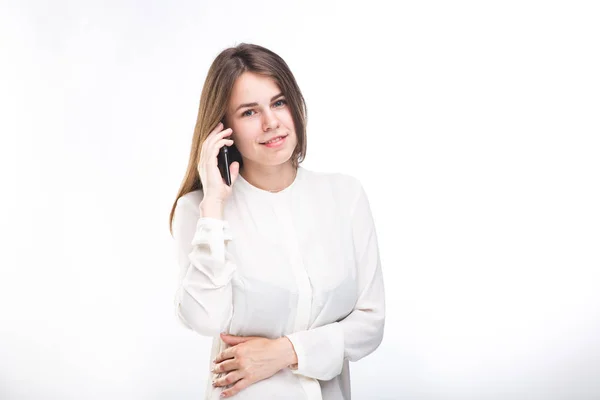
left=199, top=198, right=224, bottom=219
left=276, top=336, right=298, bottom=370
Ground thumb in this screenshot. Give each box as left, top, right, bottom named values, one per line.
left=220, top=333, right=255, bottom=345
left=230, top=161, right=240, bottom=184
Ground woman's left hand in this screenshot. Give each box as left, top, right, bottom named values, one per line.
left=212, top=333, right=297, bottom=398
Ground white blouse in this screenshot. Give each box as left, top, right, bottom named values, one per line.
left=172, top=165, right=385, bottom=399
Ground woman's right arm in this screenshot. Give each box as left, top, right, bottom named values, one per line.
left=172, top=195, right=236, bottom=337
left=172, top=121, right=241, bottom=336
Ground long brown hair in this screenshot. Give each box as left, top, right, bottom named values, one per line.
left=168, top=43, right=308, bottom=235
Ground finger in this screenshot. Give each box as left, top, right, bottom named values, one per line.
left=212, top=358, right=238, bottom=374
left=212, top=370, right=244, bottom=388
left=221, top=333, right=263, bottom=341
left=221, top=378, right=251, bottom=398
left=205, top=131, right=233, bottom=158
left=204, top=127, right=232, bottom=151
left=208, top=126, right=233, bottom=141
left=202, top=123, right=224, bottom=151
left=208, top=139, right=234, bottom=161
left=209, top=121, right=224, bottom=135
left=201, top=138, right=233, bottom=167
left=220, top=334, right=255, bottom=346
left=230, top=162, right=240, bottom=184
left=214, top=346, right=237, bottom=363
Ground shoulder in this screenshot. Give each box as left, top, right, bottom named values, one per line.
left=174, top=189, right=204, bottom=222
left=300, top=166, right=364, bottom=207
left=177, top=189, right=203, bottom=206
left=301, top=166, right=362, bottom=195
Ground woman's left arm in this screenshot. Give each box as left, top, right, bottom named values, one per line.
left=284, top=180, right=386, bottom=381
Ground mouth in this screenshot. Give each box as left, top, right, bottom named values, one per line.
left=260, top=135, right=288, bottom=147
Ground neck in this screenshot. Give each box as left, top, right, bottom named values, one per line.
left=240, top=161, right=297, bottom=193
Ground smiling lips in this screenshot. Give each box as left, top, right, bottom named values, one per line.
left=261, top=135, right=287, bottom=145
left=260, top=135, right=287, bottom=144
left=261, top=135, right=287, bottom=148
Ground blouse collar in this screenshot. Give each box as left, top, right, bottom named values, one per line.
left=235, top=165, right=304, bottom=198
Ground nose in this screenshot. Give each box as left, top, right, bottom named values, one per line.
left=262, top=110, right=280, bottom=132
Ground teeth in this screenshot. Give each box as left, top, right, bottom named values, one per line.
left=264, top=136, right=283, bottom=144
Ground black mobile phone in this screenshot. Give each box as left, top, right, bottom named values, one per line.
left=218, top=142, right=232, bottom=186
left=217, top=120, right=241, bottom=186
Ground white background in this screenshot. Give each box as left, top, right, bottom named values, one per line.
left=1, top=1, right=599, bottom=399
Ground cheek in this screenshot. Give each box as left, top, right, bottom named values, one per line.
left=279, top=112, right=296, bottom=134
left=232, top=131, right=257, bottom=151
left=283, top=110, right=295, bottom=124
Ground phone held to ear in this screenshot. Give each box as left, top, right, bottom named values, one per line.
left=218, top=141, right=232, bottom=186
left=217, top=120, right=241, bottom=186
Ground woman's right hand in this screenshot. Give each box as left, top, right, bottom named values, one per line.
left=197, top=121, right=240, bottom=204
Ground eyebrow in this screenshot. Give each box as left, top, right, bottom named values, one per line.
left=234, top=93, right=285, bottom=113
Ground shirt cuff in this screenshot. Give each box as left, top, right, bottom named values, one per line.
left=284, top=322, right=345, bottom=381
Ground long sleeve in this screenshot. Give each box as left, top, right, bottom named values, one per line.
left=172, top=194, right=236, bottom=337
left=285, top=180, right=386, bottom=381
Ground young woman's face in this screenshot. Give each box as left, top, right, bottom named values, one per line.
left=224, top=72, right=297, bottom=168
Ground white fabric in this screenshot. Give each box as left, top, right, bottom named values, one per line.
left=172, top=166, right=385, bottom=399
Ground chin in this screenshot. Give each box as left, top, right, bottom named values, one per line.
left=265, top=154, right=295, bottom=166
left=255, top=150, right=295, bottom=167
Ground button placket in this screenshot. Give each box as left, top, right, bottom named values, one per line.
left=272, top=200, right=313, bottom=332
left=272, top=200, right=321, bottom=399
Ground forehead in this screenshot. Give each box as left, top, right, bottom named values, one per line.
left=230, top=72, right=280, bottom=101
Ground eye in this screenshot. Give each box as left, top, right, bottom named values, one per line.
left=241, top=109, right=255, bottom=117
left=274, top=99, right=287, bottom=107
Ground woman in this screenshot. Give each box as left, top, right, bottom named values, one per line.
left=169, top=43, right=385, bottom=399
